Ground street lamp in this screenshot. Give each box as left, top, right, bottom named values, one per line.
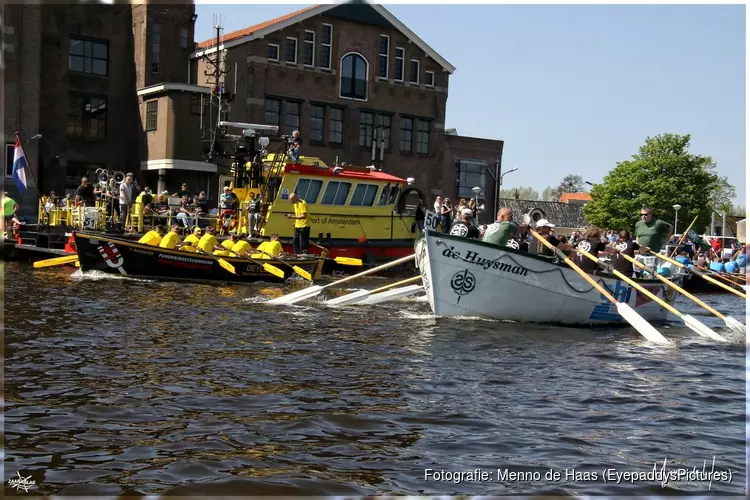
left=672, top=204, right=681, bottom=234
left=472, top=186, right=481, bottom=207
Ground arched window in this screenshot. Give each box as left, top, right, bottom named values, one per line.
left=339, top=53, right=368, bottom=101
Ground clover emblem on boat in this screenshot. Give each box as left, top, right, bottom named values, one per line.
left=450, top=269, right=476, bottom=304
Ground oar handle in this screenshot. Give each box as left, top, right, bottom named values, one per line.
left=578, top=249, right=681, bottom=317
left=322, top=253, right=416, bottom=290
left=617, top=251, right=725, bottom=320
left=529, top=230, right=618, bottom=305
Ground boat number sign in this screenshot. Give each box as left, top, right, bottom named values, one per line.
left=424, top=210, right=440, bottom=232
left=442, top=246, right=530, bottom=276
left=450, top=269, right=476, bottom=304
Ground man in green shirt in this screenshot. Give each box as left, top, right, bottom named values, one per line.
left=634, top=206, right=673, bottom=253
left=482, top=208, right=519, bottom=247
left=2, top=191, right=19, bottom=238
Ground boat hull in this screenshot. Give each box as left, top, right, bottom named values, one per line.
left=73, top=232, right=323, bottom=284
left=416, top=231, right=677, bottom=325
left=681, top=272, right=745, bottom=294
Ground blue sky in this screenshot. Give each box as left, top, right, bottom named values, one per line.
left=195, top=3, right=746, bottom=205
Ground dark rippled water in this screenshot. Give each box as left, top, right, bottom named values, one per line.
left=3, top=261, right=747, bottom=495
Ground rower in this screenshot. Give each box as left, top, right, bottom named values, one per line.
left=215, top=235, right=239, bottom=256
left=197, top=226, right=220, bottom=254
left=253, top=233, right=283, bottom=259
left=138, top=225, right=166, bottom=246
left=159, top=224, right=182, bottom=250
left=610, top=230, right=640, bottom=277
left=230, top=236, right=254, bottom=257
left=482, top=208, right=519, bottom=247
left=572, top=226, right=609, bottom=273
left=450, top=212, right=480, bottom=239
left=531, top=219, right=573, bottom=256
left=183, top=226, right=202, bottom=247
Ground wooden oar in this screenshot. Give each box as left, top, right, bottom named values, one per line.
left=530, top=231, right=671, bottom=345
left=578, top=248, right=724, bottom=341
left=669, top=215, right=699, bottom=258
left=33, top=255, right=79, bottom=268
left=197, top=249, right=237, bottom=275
left=242, top=249, right=306, bottom=280
left=267, top=253, right=416, bottom=305
left=327, top=275, right=422, bottom=306
left=309, top=242, right=362, bottom=266
left=651, top=251, right=746, bottom=299
left=695, top=267, right=745, bottom=286
left=617, top=252, right=738, bottom=337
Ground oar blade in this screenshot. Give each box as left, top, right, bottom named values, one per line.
left=326, top=289, right=370, bottom=306
left=724, top=316, right=746, bottom=333
left=615, top=302, right=673, bottom=345
left=263, top=263, right=286, bottom=279
left=267, top=285, right=323, bottom=305
left=292, top=265, right=313, bottom=281
left=334, top=257, right=363, bottom=266
left=33, top=255, right=79, bottom=268
left=218, top=258, right=236, bottom=275
left=683, top=314, right=727, bottom=342
left=358, top=284, right=424, bottom=306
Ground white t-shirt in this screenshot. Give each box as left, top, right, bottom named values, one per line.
left=119, top=183, right=134, bottom=205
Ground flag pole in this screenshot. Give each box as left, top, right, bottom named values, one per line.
left=13, top=130, right=41, bottom=195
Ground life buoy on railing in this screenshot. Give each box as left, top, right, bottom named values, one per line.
left=395, top=187, right=426, bottom=215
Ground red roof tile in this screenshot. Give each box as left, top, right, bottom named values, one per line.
left=559, top=192, right=592, bottom=203
left=197, top=5, right=322, bottom=49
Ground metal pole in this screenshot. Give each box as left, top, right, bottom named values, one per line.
left=711, top=211, right=716, bottom=236
left=722, top=213, right=726, bottom=238
left=673, top=208, right=679, bottom=235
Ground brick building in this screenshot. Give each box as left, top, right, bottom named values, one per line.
left=3, top=1, right=504, bottom=221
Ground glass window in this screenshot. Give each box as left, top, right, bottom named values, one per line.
left=283, top=101, right=300, bottom=136
left=359, top=111, right=373, bottom=147
left=265, top=98, right=280, bottom=136
left=321, top=181, right=352, bottom=205
left=416, top=119, right=430, bottom=154
left=375, top=114, right=391, bottom=150
left=399, top=117, right=413, bottom=152
left=340, top=53, right=367, bottom=100
left=320, top=24, right=332, bottom=69
left=68, top=38, right=108, bottom=76
left=145, top=100, right=158, bottom=131
left=293, top=178, right=323, bottom=203
left=267, top=44, right=279, bottom=61
left=350, top=184, right=379, bottom=207
left=285, top=37, right=297, bottom=64
left=309, top=105, right=324, bottom=142
left=303, top=31, right=314, bottom=66
left=378, top=35, right=388, bottom=78
left=68, top=94, right=107, bottom=139
left=394, top=47, right=404, bottom=81
left=328, top=107, right=343, bottom=144
left=457, top=160, right=487, bottom=199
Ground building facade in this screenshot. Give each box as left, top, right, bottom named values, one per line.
left=3, top=1, right=504, bottom=221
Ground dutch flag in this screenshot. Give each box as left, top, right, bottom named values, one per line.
left=12, top=138, right=28, bottom=195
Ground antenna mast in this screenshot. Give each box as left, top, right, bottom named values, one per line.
left=201, top=15, right=233, bottom=162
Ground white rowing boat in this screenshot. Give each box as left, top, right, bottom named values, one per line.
left=415, top=230, right=680, bottom=325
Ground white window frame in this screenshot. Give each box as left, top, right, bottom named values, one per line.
left=321, top=23, right=333, bottom=70
left=394, top=47, right=404, bottom=83
left=267, top=43, right=280, bottom=62
left=378, top=34, right=389, bottom=80
left=5, top=143, right=14, bottom=178
left=425, top=70, right=435, bottom=88
left=285, top=36, right=298, bottom=65
left=338, top=51, right=369, bottom=102
left=303, top=29, right=315, bottom=67
left=409, top=58, right=420, bottom=84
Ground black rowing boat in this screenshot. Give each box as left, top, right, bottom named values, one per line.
left=73, top=232, right=324, bottom=283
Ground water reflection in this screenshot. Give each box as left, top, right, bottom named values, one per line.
left=3, top=262, right=745, bottom=495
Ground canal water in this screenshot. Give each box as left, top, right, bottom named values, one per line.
left=3, top=262, right=746, bottom=495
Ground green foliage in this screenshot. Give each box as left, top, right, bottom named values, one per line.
left=498, top=186, right=540, bottom=200
left=557, top=174, right=586, bottom=195
left=541, top=186, right=559, bottom=202
left=582, top=133, right=732, bottom=232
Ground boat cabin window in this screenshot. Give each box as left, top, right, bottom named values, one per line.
left=378, top=185, right=401, bottom=206
left=349, top=183, right=379, bottom=207
left=294, top=178, right=323, bottom=203
left=321, top=181, right=352, bottom=205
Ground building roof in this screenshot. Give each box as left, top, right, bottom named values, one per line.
left=193, top=1, right=456, bottom=74
left=559, top=192, right=592, bottom=203
left=497, top=198, right=587, bottom=229
left=284, top=163, right=407, bottom=183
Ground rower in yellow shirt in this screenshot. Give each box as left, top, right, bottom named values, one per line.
left=230, top=237, right=253, bottom=257
left=253, top=234, right=284, bottom=260
left=197, top=226, right=220, bottom=254
left=158, top=224, right=182, bottom=249
left=214, top=234, right=238, bottom=256
left=180, top=226, right=201, bottom=252
left=138, top=225, right=166, bottom=246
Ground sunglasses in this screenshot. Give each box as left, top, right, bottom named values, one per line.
left=640, top=213, right=650, bottom=216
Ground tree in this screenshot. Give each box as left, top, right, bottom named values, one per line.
left=733, top=204, right=746, bottom=217
left=556, top=174, right=586, bottom=196
left=582, top=133, right=731, bottom=232
left=498, top=186, right=540, bottom=200
left=700, top=156, right=737, bottom=216
left=541, top=186, right=559, bottom=202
